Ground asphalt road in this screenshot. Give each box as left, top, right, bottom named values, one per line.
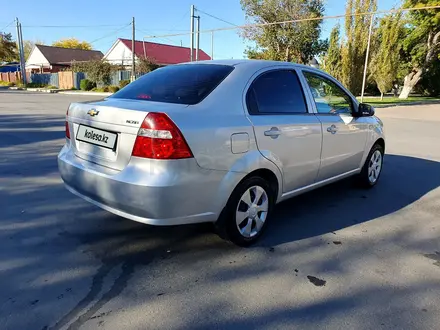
left=1, top=91, right=439, bottom=330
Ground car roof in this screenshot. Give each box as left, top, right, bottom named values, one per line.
left=181, top=59, right=326, bottom=75
left=185, top=58, right=317, bottom=68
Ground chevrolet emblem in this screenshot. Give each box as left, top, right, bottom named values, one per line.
left=87, top=109, right=99, bottom=117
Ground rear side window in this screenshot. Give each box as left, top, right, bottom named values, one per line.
left=110, top=64, right=234, bottom=105
left=246, top=70, right=308, bottom=114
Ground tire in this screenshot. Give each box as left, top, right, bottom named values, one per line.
left=357, top=143, right=384, bottom=188
left=215, top=176, right=275, bottom=247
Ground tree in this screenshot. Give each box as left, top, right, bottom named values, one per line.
left=52, top=38, right=92, bottom=50
left=240, top=0, right=327, bottom=64
left=72, top=59, right=114, bottom=86
left=0, top=33, right=17, bottom=62
left=369, top=12, right=403, bottom=99
left=136, top=56, right=160, bottom=73
left=398, top=0, right=440, bottom=99
left=341, top=0, right=377, bottom=95
left=322, top=24, right=342, bottom=80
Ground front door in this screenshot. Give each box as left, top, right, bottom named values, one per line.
left=301, top=70, right=369, bottom=181
left=246, top=68, right=322, bottom=193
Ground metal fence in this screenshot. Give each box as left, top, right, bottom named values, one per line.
left=30, top=73, right=59, bottom=87
left=0, top=70, right=139, bottom=89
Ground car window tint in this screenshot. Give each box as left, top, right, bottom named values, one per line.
left=110, top=64, right=234, bottom=105
left=247, top=70, right=307, bottom=114
left=303, top=72, right=353, bottom=115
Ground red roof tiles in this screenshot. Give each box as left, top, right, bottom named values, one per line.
left=118, top=38, right=211, bottom=65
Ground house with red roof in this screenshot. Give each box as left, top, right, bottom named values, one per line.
left=103, top=38, right=211, bottom=67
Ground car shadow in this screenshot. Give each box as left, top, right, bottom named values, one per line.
left=260, top=154, right=440, bottom=246
left=62, top=153, right=440, bottom=251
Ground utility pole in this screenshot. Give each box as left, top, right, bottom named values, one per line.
left=190, top=5, right=195, bottom=61
left=15, top=18, right=26, bottom=85
left=195, top=15, right=200, bottom=61
left=131, top=16, right=136, bottom=82
left=360, top=13, right=374, bottom=103
left=211, top=31, right=214, bottom=60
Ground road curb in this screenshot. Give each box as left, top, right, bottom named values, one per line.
left=372, top=100, right=440, bottom=108
left=26, top=88, right=61, bottom=93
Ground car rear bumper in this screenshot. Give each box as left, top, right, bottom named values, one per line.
left=57, top=145, right=227, bottom=226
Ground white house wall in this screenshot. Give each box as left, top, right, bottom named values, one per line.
left=26, top=46, right=50, bottom=68
left=104, top=41, right=135, bottom=66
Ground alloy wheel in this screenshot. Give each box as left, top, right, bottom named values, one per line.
left=235, top=185, right=269, bottom=238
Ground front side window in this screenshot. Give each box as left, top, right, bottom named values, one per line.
left=303, top=71, right=353, bottom=115
left=246, top=70, right=308, bottom=114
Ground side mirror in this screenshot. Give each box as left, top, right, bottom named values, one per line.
left=357, top=103, right=375, bottom=117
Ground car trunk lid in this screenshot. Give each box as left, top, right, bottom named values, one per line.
left=67, top=98, right=189, bottom=171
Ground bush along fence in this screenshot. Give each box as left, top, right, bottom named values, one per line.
left=0, top=70, right=142, bottom=90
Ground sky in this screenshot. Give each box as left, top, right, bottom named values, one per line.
left=1, top=0, right=400, bottom=60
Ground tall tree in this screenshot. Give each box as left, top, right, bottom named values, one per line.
left=341, top=0, right=377, bottom=95
left=398, top=0, right=440, bottom=99
left=369, top=12, right=403, bottom=99
left=322, top=24, right=342, bottom=80
left=240, top=0, right=327, bottom=64
left=52, top=38, right=92, bottom=50
left=0, top=33, right=17, bottom=62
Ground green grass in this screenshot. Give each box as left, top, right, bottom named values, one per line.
left=358, top=96, right=440, bottom=105
left=0, top=81, right=15, bottom=87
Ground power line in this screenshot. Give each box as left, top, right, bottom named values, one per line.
left=1, top=20, right=14, bottom=31
left=89, top=23, right=131, bottom=44
left=136, top=28, right=188, bottom=32
left=195, top=8, right=238, bottom=27
left=143, top=4, right=440, bottom=39
left=136, top=28, right=178, bottom=45
left=168, top=9, right=190, bottom=31
left=21, top=24, right=128, bottom=28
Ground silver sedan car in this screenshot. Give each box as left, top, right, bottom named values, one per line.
left=58, top=60, right=385, bottom=246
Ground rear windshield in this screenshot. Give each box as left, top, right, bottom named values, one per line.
left=110, top=64, right=234, bottom=105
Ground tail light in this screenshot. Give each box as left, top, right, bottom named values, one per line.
left=65, top=109, right=70, bottom=139
left=132, top=112, right=193, bottom=159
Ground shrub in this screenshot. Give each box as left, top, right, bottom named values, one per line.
left=47, top=85, right=58, bottom=89
left=108, top=85, right=119, bottom=93
left=80, top=79, right=95, bottom=91
left=26, top=82, right=42, bottom=88
left=137, top=56, right=160, bottom=73
left=119, top=80, right=130, bottom=88
left=72, top=59, right=115, bottom=86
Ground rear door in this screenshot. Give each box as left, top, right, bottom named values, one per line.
left=246, top=68, right=322, bottom=193
left=300, top=70, right=369, bottom=181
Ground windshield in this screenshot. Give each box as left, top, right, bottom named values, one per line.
left=110, top=64, right=234, bottom=105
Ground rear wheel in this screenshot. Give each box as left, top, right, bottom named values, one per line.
left=357, top=143, right=384, bottom=188
left=216, top=176, right=274, bottom=246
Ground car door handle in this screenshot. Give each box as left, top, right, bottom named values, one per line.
left=264, top=127, right=281, bottom=139
left=327, top=125, right=338, bottom=134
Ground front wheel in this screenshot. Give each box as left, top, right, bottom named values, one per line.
left=357, top=143, right=384, bottom=188
left=216, top=176, right=275, bottom=246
